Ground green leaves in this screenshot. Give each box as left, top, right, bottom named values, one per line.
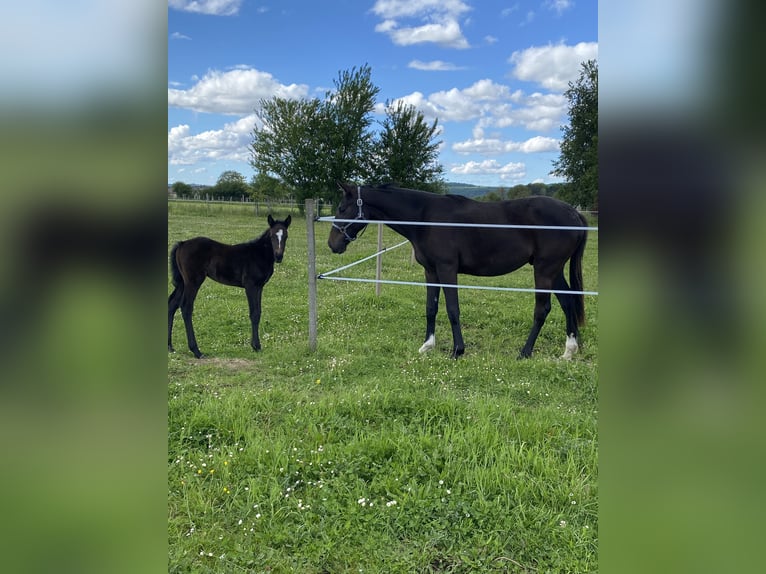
left=552, top=60, right=598, bottom=210
left=250, top=65, right=446, bottom=206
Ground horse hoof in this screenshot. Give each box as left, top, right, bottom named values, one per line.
left=451, top=348, right=464, bottom=360
left=168, top=345, right=175, bottom=353
left=418, top=334, right=435, bottom=353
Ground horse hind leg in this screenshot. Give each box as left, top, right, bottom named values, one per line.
left=419, top=274, right=440, bottom=353
left=518, top=291, right=552, bottom=359
left=180, top=280, right=204, bottom=358
left=553, top=272, right=580, bottom=360
left=518, top=265, right=557, bottom=359
left=442, top=283, right=464, bottom=359
left=168, top=285, right=183, bottom=352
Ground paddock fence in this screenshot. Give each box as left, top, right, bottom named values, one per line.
left=305, top=199, right=599, bottom=351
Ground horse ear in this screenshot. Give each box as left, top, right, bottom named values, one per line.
left=337, top=181, right=352, bottom=196
left=268, top=214, right=275, bottom=227
left=284, top=215, right=291, bottom=227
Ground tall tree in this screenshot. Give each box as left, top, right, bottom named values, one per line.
left=372, top=100, right=445, bottom=193
left=250, top=98, right=324, bottom=203
left=322, top=66, right=380, bottom=187
left=250, top=65, right=379, bottom=207
left=552, top=59, right=598, bottom=210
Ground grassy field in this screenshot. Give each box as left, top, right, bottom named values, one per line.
left=168, top=200, right=598, bottom=573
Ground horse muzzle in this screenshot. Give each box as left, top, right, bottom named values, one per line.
left=328, top=238, right=347, bottom=254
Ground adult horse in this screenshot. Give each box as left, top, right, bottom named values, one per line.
left=168, top=214, right=291, bottom=358
left=328, top=183, right=588, bottom=359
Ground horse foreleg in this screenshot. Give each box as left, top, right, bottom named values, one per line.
left=419, top=271, right=440, bottom=353
left=180, top=281, right=204, bottom=358
left=168, top=285, right=183, bottom=352
left=245, top=285, right=263, bottom=351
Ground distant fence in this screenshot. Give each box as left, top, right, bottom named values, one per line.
left=168, top=197, right=330, bottom=216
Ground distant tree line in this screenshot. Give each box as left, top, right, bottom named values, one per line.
left=170, top=170, right=292, bottom=203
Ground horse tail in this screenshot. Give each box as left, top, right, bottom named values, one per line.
left=569, top=214, right=588, bottom=327
left=169, top=242, right=184, bottom=287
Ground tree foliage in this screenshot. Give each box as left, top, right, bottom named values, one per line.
left=212, top=170, right=249, bottom=199
left=250, top=64, right=446, bottom=206
left=552, top=59, right=598, bottom=210
left=171, top=181, right=193, bottom=198
left=249, top=172, right=290, bottom=202
left=372, top=100, right=445, bottom=193
left=250, top=65, right=379, bottom=206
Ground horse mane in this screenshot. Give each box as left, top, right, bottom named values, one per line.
left=245, top=227, right=271, bottom=246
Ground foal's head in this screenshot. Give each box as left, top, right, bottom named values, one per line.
left=267, top=214, right=291, bottom=263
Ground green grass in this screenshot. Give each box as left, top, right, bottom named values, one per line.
left=168, top=201, right=598, bottom=573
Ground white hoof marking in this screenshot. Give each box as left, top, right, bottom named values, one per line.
left=561, top=334, right=578, bottom=360
left=419, top=334, right=435, bottom=353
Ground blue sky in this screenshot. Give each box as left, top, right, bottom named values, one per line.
left=168, top=0, right=597, bottom=187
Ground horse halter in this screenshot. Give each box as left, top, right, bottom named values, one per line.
left=332, top=186, right=367, bottom=243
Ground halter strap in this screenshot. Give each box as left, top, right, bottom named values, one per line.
left=332, top=186, right=367, bottom=243
left=355, top=186, right=364, bottom=218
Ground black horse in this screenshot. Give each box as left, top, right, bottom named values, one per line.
left=168, top=214, right=291, bottom=358
left=328, top=183, right=588, bottom=359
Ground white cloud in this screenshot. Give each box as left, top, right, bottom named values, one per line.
left=170, top=32, right=191, bottom=40
left=388, top=80, right=566, bottom=132
left=372, top=0, right=471, bottom=20
left=408, top=60, right=464, bottom=71
left=451, top=159, right=526, bottom=181
left=168, top=1, right=243, bottom=16
left=372, top=0, right=471, bottom=48
left=509, top=41, right=598, bottom=92
left=387, top=79, right=511, bottom=123
left=168, top=114, right=259, bottom=166
left=452, top=135, right=559, bottom=155
left=544, top=0, right=573, bottom=16
left=168, top=67, right=309, bottom=114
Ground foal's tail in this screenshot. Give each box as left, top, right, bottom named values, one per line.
left=570, top=214, right=588, bottom=327
left=169, top=242, right=184, bottom=288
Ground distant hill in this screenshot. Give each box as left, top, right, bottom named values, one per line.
left=444, top=182, right=498, bottom=198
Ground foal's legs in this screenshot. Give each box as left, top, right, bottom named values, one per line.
left=168, top=284, right=184, bottom=352
left=553, top=272, right=579, bottom=360
left=419, top=269, right=440, bottom=353
left=180, top=279, right=204, bottom=358
left=245, top=284, right=264, bottom=351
